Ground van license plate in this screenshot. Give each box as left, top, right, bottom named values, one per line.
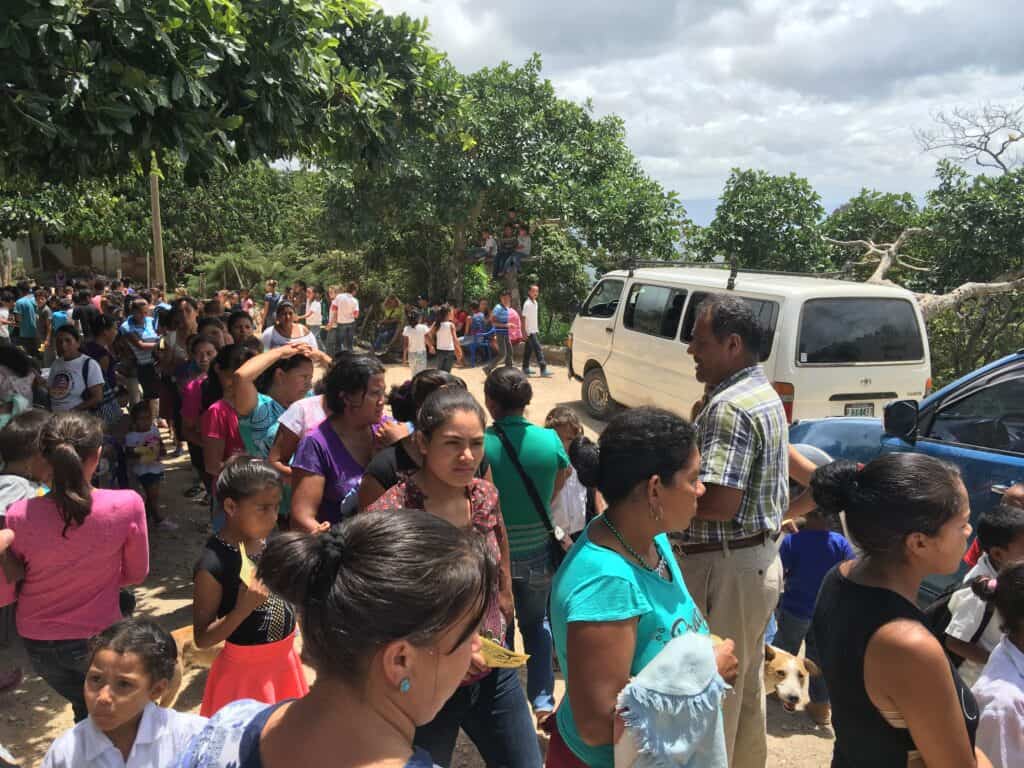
left=845, top=403, right=874, bottom=417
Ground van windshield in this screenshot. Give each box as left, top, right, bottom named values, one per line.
left=799, top=298, right=924, bottom=364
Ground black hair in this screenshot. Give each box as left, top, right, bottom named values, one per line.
left=88, top=618, right=178, bottom=684
left=811, top=454, right=964, bottom=560
left=387, top=370, right=466, bottom=423
left=130, top=298, right=148, bottom=315
left=0, top=409, right=52, bottom=465
left=90, top=313, right=116, bottom=338
left=573, top=407, right=696, bottom=503
left=168, top=296, right=198, bottom=331
left=74, top=290, right=90, bottom=306
left=257, top=509, right=495, bottom=682
left=696, top=293, right=762, bottom=357
left=189, top=333, right=217, bottom=355
left=256, top=352, right=314, bottom=394
left=323, top=353, right=385, bottom=415
left=228, top=310, right=253, bottom=332
left=976, top=500, right=1024, bottom=554
left=154, top=306, right=172, bottom=329
left=202, top=343, right=257, bottom=410
left=1, top=291, right=14, bottom=304
left=215, top=455, right=281, bottom=502
left=129, top=401, right=152, bottom=420
left=971, top=561, right=1024, bottom=637
left=484, top=367, right=532, bottom=413
left=40, top=412, right=104, bottom=536
left=417, top=387, right=485, bottom=437
left=197, top=316, right=226, bottom=334
left=55, top=323, right=81, bottom=343
left=0, top=344, right=34, bottom=378
left=406, top=310, right=422, bottom=326
left=203, top=299, right=223, bottom=316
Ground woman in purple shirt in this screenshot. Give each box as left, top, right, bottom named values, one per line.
left=291, top=353, right=387, bottom=531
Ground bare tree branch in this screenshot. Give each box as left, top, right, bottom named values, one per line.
left=823, top=228, right=930, bottom=283
left=917, top=272, right=1024, bottom=321
left=916, top=101, right=1024, bottom=174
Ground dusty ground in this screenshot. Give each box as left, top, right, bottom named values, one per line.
left=0, top=361, right=834, bottom=767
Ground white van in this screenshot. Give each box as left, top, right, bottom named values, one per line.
left=567, top=266, right=931, bottom=422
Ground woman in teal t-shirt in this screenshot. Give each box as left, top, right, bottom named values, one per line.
left=549, top=407, right=736, bottom=768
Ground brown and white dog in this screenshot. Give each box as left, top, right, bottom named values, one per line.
left=763, top=644, right=829, bottom=724
left=159, top=625, right=223, bottom=708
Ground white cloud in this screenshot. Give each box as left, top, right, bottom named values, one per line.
left=379, top=0, right=1024, bottom=220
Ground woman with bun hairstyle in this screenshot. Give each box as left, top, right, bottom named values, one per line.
left=177, top=509, right=496, bottom=768
left=548, top=407, right=736, bottom=768
left=482, top=366, right=570, bottom=725
left=368, top=387, right=529, bottom=768
left=809, top=454, right=991, bottom=768
left=971, top=562, right=1024, bottom=768
left=0, top=412, right=148, bottom=722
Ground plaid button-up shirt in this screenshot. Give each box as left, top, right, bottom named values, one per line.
left=686, top=365, right=789, bottom=544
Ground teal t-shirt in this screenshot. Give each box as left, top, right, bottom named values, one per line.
left=14, top=295, right=37, bottom=338
left=484, top=415, right=569, bottom=556
left=550, top=526, right=709, bottom=768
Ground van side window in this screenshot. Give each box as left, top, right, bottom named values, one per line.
left=622, top=284, right=688, bottom=338
left=580, top=279, right=625, bottom=319
left=680, top=292, right=779, bottom=362
left=928, top=375, right=1024, bottom=454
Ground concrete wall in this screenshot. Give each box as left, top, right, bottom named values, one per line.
left=1, top=237, right=140, bottom=279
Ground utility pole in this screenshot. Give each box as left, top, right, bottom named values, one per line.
left=149, top=158, right=166, bottom=287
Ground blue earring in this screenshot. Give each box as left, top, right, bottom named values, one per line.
left=399, top=678, right=411, bottom=694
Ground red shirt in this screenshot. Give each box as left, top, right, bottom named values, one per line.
left=201, top=399, right=245, bottom=461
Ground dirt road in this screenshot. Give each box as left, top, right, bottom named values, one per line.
left=0, top=362, right=834, bottom=767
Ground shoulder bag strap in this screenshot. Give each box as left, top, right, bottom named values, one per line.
left=492, top=423, right=558, bottom=539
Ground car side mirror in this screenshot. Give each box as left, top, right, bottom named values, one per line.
left=884, top=400, right=919, bottom=443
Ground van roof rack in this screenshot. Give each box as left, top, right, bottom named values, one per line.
left=624, top=258, right=847, bottom=287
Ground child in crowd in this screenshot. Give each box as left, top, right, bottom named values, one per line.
left=430, top=305, right=461, bottom=373
left=192, top=456, right=307, bottom=717
left=402, top=311, right=434, bottom=376
left=40, top=617, right=206, bottom=768
left=124, top=402, right=169, bottom=531
left=946, top=501, right=1024, bottom=686
left=0, top=409, right=51, bottom=523
left=971, top=561, right=1024, bottom=768
left=775, top=505, right=855, bottom=725
left=545, top=407, right=590, bottom=541
left=493, top=224, right=518, bottom=279
left=0, top=291, right=14, bottom=346
left=513, top=224, right=531, bottom=273
left=180, top=336, right=218, bottom=503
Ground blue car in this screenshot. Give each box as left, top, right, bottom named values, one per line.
left=790, top=349, right=1024, bottom=598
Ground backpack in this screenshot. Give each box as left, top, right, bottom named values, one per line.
left=923, top=581, right=996, bottom=668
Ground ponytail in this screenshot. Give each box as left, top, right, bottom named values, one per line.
left=40, top=412, right=103, bottom=536
left=971, top=561, right=1024, bottom=636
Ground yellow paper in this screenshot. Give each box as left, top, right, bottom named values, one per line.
left=239, top=541, right=255, bottom=586
left=479, top=635, right=530, bottom=668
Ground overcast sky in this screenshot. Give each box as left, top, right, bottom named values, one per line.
left=377, top=0, right=1023, bottom=223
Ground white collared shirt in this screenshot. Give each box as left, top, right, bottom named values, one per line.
left=972, top=636, right=1024, bottom=768
left=522, top=298, right=539, bottom=335
left=42, top=702, right=206, bottom=768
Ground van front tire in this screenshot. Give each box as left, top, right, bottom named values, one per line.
left=582, top=368, right=618, bottom=421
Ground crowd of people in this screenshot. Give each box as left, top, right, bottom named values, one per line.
left=0, top=276, right=1021, bottom=768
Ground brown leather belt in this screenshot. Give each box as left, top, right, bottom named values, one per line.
left=672, top=530, right=770, bottom=556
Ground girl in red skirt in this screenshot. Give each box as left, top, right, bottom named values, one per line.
left=192, top=455, right=309, bottom=716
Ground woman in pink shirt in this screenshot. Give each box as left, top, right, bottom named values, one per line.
left=200, top=344, right=257, bottom=486
left=0, top=412, right=149, bottom=722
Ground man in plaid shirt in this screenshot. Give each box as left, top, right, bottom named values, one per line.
left=677, top=294, right=788, bottom=768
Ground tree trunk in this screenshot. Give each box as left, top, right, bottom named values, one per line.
left=150, top=170, right=167, bottom=288
left=451, top=191, right=487, bottom=307
left=503, top=269, right=521, bottom=310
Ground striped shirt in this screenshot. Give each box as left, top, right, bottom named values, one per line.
left=687, top=365, right=788, bottom=544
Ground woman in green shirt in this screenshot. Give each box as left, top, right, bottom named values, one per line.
left=548, top=407, right=737, bottom=768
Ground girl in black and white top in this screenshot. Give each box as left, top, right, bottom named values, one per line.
left=430, top=305, right=461, bottom=373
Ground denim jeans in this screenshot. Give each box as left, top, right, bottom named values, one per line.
left=437, top=349, right=456, bottom=372
left=773, top=607, right=828, bottom=703
left=23, top=637, right=91, bottom=722
left=505, top=547, right=556, bottom=713
left=522, top=333, right=547, bottom=373
left=414, top=667, right=541, bottom=768
left=324, top=326, right=340, bottom=357
left=374, top=324, right=398, bottom=352
left=338, top=323, right=356, bottom=353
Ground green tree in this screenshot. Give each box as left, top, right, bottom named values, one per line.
left=0, top=1, right=441, bottom=181
left=696, top=169, right=826, bottom=271
left=326, top=55, right=684, bottom=305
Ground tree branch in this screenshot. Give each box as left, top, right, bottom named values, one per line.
left=917, top=272, right=1024, bottom=321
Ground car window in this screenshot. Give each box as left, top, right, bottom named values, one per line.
left=798, top=298, right=924, bottom=364
left=928, top=375, right=1024, bottom=454
left=622, top=283, right=687, bottom=338
left=579, top=279, right=624, bottom=319
left=679, top=292, right=778, bottom=362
